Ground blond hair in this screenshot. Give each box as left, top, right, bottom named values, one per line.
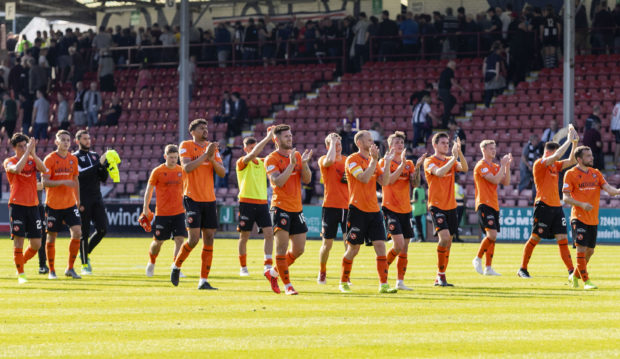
left=479, top=139, right=496, bottom=151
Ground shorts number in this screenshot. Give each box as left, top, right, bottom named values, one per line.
left=299, top=213, right=306, bottom=224
left=36, top=220, right=42, bottom=230
left=561, top=217, right=566, bottom=227
left=74, top=209, right=80, bottom=217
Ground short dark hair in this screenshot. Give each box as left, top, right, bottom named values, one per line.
left=189, top=118, right=208, bottom=132
left=432, top=132, right=449, bottom=145
left=382, top=10, right=389, bottom=17
left=575, top=146, right=591, bottom=159
left=165, top=144, right=178, bottom=154
left=10, top=133, right=29, bottom=148
left=274, top=124, right=290, bottom=135
left=243, top=136, right=257, bottom=146
left=544, top=141, right=560, bottom=151
left=359, top=12, right=367, bottom=18
left=76, top=129, right=89, bottom=140
left=387, top=131, right=406, bottom=147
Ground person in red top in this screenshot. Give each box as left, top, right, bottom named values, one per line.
left=317, top=133, right=349, bottom=285
left=340, top=130, right=397, bottom=294
left=143, top=144, right=187, bottom=278
left=3, top=133, right=47, bottom=283
left=563, top=146, right=620, bottom=289
left=264, top=124, right=312, bottom=295
left=170, top=119, right=225, bottom=290
left=472, top=140, right=511, bottom=277
left=423, top=132, right=468, bottom=286
left=42, top=130, right=82, bottom=280
left=518, top=125, right=578, bottom=280
left=379, top=131, right=425, bottom=291
left=236, top=127, right=281, bottom=294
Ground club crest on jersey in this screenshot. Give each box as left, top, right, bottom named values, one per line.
left=81, top=156, right=87, bottom=161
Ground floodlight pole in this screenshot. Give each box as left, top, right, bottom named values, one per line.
left=563, top=0, right=575, bottom=128
left=178, top=0, right=190, bottom=142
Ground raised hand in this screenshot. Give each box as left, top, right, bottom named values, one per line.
left=384, top=147, right=395, bottom=162
left=289, top=147, right=297, bottom=166
left=451, top=140, right=459, bottom=157
left=501, top=154, right=510, bottom=166
left=206, top=142, right=218, bottom=160
left=301, top=149, right=313, bottom=163
left=27, top=138, right=36, bottom=155
left=400, top=149, right=407, bottom=162
left=416, top=153, right=428, bottom=168
left=267, top=126, right=275, bottom=138
left=507, top=153, right=513, bottom=166
left=369, top=144, right=379, bottom=160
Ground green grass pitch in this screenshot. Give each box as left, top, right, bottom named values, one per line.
left=1, top=237, right=620, bottom=358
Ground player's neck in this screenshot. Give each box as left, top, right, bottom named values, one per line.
left=392, top=151, right=403, bottom=163
left=358, top=149, right=370, bottom=159
left=165, top=163, right=176, bottom=169
left=482, top=155, right=494, bottom=163
left=192, top=138, right=207, bottom=146
left=56, top=149, right=68, bottom=157
left=276, top=147, right=290, bottom=156
left=577, top=164, right=589, bottom=172
left=434, top=152, right=446, bottom=160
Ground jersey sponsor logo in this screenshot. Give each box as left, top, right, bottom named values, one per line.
left=155, top=224, right=164, bottom=229
left=279, top=212, right=289, bottom=218
left=47, top=216, right=56, bottom=221
left=13, top=219, right=23, bottom=225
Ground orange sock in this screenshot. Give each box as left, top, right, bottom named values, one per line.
left=387, top=248, right=398, bottom=266
left=341, top=257, right=353, bottom=283
left=200, top=245, right=213, bottom=279
left=23, top=246, right=37, bottom=263
left=576, top=252, right=588, bottom=281
left=557, top=239, right=574, bottom=272
left=285, top=251, right=296, bottom=266
left=521, top=237, right=538, bottom=270
left=397, top=253, right=408, bottom=281
left=239, top=254, right=247, bottom=268
left=174, top=243, right=193, bottom=268
left=276, top=255, right=290, bottom=285
left=574, top=265, right=582, bottom=279
left=320, top=262, right=327, bottom=274
left=14, top=248, right=24, bottom=274
left=46, top=242, right=56, bottom=272
left=376, top=256, right=388, bottom=284
left=476, top=237, right=491, bottom=259
left=485, top=240, right=495, bottom=267
left=68, top=239, right=80, bottom=270
left=264, top=257, right=273, bottom=267
left=149, top=252, right=157, bottom=264
left=445, top=249, right=450, bottom=271
left=437, top=245, right=447, bottom=273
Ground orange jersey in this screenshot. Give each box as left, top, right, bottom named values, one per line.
left=563, top=167, right=607, bottom=225
left=474, top=159, right=500, bottom=211
left=179, top=140, right=222, bottom=202
left=43, top=152, right=79, bottom=210
left=379, top=158, right=415, bottom=213
left=345, top=152, right=383, bottom=213
left=148, top=164, right=185, bottom=216
left=424, top=155, right=457, bottom=210
left=319, top=155, right=349, bottom=209
left=3, top=156, right=39, bottom=206
left=265, top=151, right=303, bottom=212
left=533, top=158, right=563, bottom=207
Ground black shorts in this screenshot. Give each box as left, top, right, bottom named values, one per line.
left=46, top=205, right=82, bottom=233
left=613, top=130, right=620, bottom=144
left=272, top=207, right=308, bottom=235
left=429, top=206, right=458, bottom=236
left=9, top=204, right=42, bottom=239
left=153, top=213, right=188, bottom=241
left=532, top=202, right=567, bottom=239
left=382, top=207, right=414, bottom=239
left=183, top=197, right=218, bottom=229
left=238, top=202, right=272, bottom=232
left=542, top=36, right=558, bottom=47
left=346, top=205, right=386, bottom=246
left=477, top=204, right=501, bottom=233
left=322, top=207, right=348, bottom=239
left=571, top=219, right=598, bottom=249
left=79, top=199, right=108, bottom=232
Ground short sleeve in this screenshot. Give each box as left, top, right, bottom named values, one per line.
left=423, top=158, right=433, bottom=177
left=213, top=147, right=223, bottom=164
left=148, top=168, right=158, bottom=186
left=72, top=157, right=79, bottom=176
left=597, top=170, right=607, bottom=187
left=265, top=155, right=279, bottom=175
left=346, top=156, right=363, bottom=178
left=562, top=172, right=573, bottom=193
left=179, top=142, right=191, bottom=158
left=43, top=156, right=53, bottom=177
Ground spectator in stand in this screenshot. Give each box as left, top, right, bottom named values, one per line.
left=8, top=57, right=26, bottom=96
left=69, top=46, right=86, bottom=88
left=448, top=120, right=466, bottom=154
left=226, top=92, right=247, bottom=140
left=378, top=10, right=399, bottom=61
left=353, top=12, right=370, bottom=72
left=16, top=35, right=32, bottom=55
left=400, top=12, right=419, bottom=60
left=519, top=134, right=542, bottom=204
left=614, top=4, right=620, bottom=53
left=58, top=29, right=77, bottom=83
left=338, top=122, right=356, bottom=155
left=259, top=17, right=276, bottom=67
left=592, top=1, right=614, bottom=54
left=540, top=5, right=561, bottom=68
left=368, top=16, right=380, bottom=56
left=459, top=14, right=479, bottom=57
left=411, top=93, right=437, bottom=147
left=101, top=94, right=122, bottom=127
left=56, top=92, right=70, bottom=130
left=575, top=0, right=590, bottom=55
left=19, top=93, right=34, bottom=135
left=92, top=26, right=113, bottom=55
left=72, top=81, right=87, bottom=127
left=611, top=101, right=620, bottom=167
left=442, top=7, right=459, bottom=59
left=303, top=162, right=316, bottom=204
left=201, top=30, right=217, bottom=65
left=98, top=50, right=115, bottom=92
left=214, top=91, right=232, bottom=124
left=585, top=105, right=602, bottom=131
left=243, top=18, right=259, bottom=65
left=583, top=118, right=605, bottom=170
left=137, top=63, right=152, bottom=92
left=215, top=23, right=232, bottom=68
left=437, top=60, right=464, bottom=128
left=0, top=92, right=18, bottom=137
left=31, top=38, right=42, bottom=62
left=32, top=89, right=50, bottom=140
left=481, top=8, right=502, bottom=51
left=499, top=5, right=512, bottom=40
left=29, top=57, right=48, bottom=95
left=541, top=119, right=559, bottom=143
left=508, top=12, right=533, bottom=86
left=84, top=81, right=102, bottom=127
left=0, top=60, right=10, bottom=86
left=6, top=33, right=17, bottom=52
left=483, top=41, right=506, bottom=107
left=368, top=121, right=384, bottom=149
left=159, top=25, right=177, bottom=62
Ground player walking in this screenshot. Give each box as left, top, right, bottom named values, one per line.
left=144, top=145, right=187, bottom=277
left=265, top=124, right=313, bottom=295
left=170, top=119, right=225, bottom=290
left=424, top=132, right=468, bottom=286
left=42, top=130, right=82, bottom=280
left=472, top=140, right=511, bottom=276
left=563, top=146, right=620, bottom=289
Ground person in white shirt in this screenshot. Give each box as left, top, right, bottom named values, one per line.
left=611, top=101, right=620, bottom=167
left=84, top=82, right=102, bottom=127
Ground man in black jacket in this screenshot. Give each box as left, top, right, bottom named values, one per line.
left=73, top=129, right=109, bottom=275
left=226, top=92, right=248, bottom=139
left=378, top=10, right=399, bottom=61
